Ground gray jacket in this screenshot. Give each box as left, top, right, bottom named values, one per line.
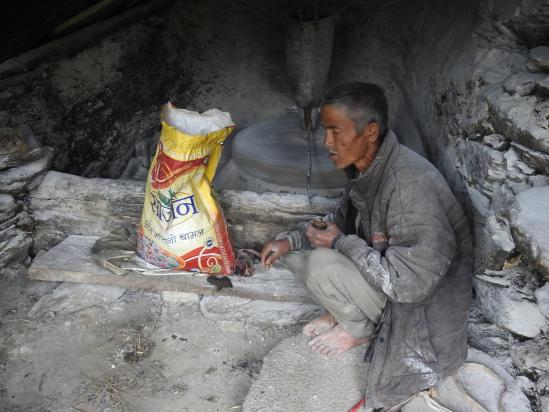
left=285, top=131, right=473, bottom=409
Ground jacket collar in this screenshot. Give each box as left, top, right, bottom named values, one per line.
left=344, top=130, right=400, bottom=198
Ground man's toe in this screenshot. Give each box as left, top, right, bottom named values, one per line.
left=303, top=325, right=316, bottom=337
left=308, top=334, right=321, bottom=347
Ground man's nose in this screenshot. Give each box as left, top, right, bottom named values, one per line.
left=324, top=129, right=332, bottom=147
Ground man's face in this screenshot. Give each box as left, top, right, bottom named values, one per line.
left=321, top=105, right=374, bottom=171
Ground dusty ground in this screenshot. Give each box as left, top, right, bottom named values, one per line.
left=0, top=277, right=299, bottom=412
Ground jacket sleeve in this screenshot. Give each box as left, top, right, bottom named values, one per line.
left=336, top=180, right=458, bottom=303
left=275, top=211, right=337, bottom=251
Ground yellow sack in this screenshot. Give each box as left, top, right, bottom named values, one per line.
left=137, top=103, right=235, bottom=274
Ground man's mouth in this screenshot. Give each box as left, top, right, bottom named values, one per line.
left=329, top=150, right=337, bottom=156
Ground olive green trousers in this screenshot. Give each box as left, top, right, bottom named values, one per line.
left=282, top=247, right=386, bottom=339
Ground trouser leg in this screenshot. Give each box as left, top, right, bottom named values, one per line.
left=282, top=250, right=321, bottom=306
left=282, top=248, right=386, bottom=339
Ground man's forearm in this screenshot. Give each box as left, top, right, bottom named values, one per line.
left=275, top=212, right=336, bottom=251
left=334, top=235, right=391, bottom=296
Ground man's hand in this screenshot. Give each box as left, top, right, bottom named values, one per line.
left=306, top=222, right=343, bottom=249
left=260, top=238, right=291, bottom=268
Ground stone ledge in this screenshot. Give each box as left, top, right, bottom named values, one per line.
left=486, top=85, right=549, bottom=154
left=474, top=269, right=546, bottom=338
left=28, top=235, right=314, bottom=304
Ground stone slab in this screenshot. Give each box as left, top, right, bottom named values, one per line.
left=0, top=228, right=32, bottom=270
left=218, top=187, right=338, bottom=250
left=486, top=87, right=549, bottom=154
left=511, top=336, right=549, bottom=378
left=457, top=140, right=506, bottom=195
left=0, top=147, right=53, bottom=195
left=0, top=194, right=17, bottom=223
left=508, top=186, right=549, bottom=278
left=0, top=127, right=44, bottom=171
left=432, top=349, right=532, bottom=412
left=474, top=271, right=546, bottom=338
left=200, top=295, right=322, bottom=327
left=243, top=333, right=368, bottom=412
left=402, top=394, right=448, bottom=412
left=512, top=142, right=549, bottom=175
left=28, top=235, right=314, bottom=304
left=28, top=282, right=126, bottom=318
left=534, top=77, right=549, bottom=97
left=528, top=46, right=549, bottom=72
left=467, top=317, right=510, bottom=360
left=536, top=283, right=549, bottom=319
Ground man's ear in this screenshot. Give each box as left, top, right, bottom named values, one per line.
left=362, top=122, right=380, bottom=143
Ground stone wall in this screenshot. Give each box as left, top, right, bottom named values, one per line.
left=399, top=0, right=548, bottom=269
left=0, top=126, right=51, bottom=278
left=395, top=1, right=549, bottom=409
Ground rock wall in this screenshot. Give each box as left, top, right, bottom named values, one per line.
left=0, top=126, right=51, bottom=278
left=398, top=0, right=548, bottom=270
left=393, top=1, right=549, bottom=409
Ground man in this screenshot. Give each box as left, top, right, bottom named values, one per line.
left=260, top=82, right=472, bottom=410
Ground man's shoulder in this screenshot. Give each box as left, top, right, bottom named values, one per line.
left=377, top=144, right=456, bottom=207
left=389, top=144, right=445, bottom=185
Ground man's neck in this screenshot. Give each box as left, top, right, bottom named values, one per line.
left=355, top=140, right=381, bottom=173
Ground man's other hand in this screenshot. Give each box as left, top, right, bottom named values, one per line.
left=306, top=222, right=343, bottom=249
left=260, top=239, right=291, bottom=268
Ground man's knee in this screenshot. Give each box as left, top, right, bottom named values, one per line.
left=305, top=248, right=343, bottom=290
left=308, top=247, right=341, bottom=265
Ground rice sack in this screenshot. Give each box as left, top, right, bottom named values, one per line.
left=137, top=103, right=235, bottom=274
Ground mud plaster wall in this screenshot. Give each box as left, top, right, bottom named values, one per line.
left=1, top=0, right=294, bottom=178
left=1, top=0, right=427, bottom=180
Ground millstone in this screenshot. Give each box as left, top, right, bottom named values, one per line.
left=230, top=116, right=346, bottom=192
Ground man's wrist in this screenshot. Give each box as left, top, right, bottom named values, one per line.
left=330, top=233, right=345, bottom=249
left=275, top=232, right=294, bottom=250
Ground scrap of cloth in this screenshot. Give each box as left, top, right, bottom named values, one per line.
left=92, top=223, right=259, bottom=279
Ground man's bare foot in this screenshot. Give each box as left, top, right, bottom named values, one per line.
left=303, top=312, right=337, bottom=337
left=308, top=325, right=369, bottom=355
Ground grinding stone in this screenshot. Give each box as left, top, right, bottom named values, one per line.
left=231, top=116, right=346, bottom=190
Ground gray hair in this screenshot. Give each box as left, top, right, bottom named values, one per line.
left=321, top=81, right=388, bottom=137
